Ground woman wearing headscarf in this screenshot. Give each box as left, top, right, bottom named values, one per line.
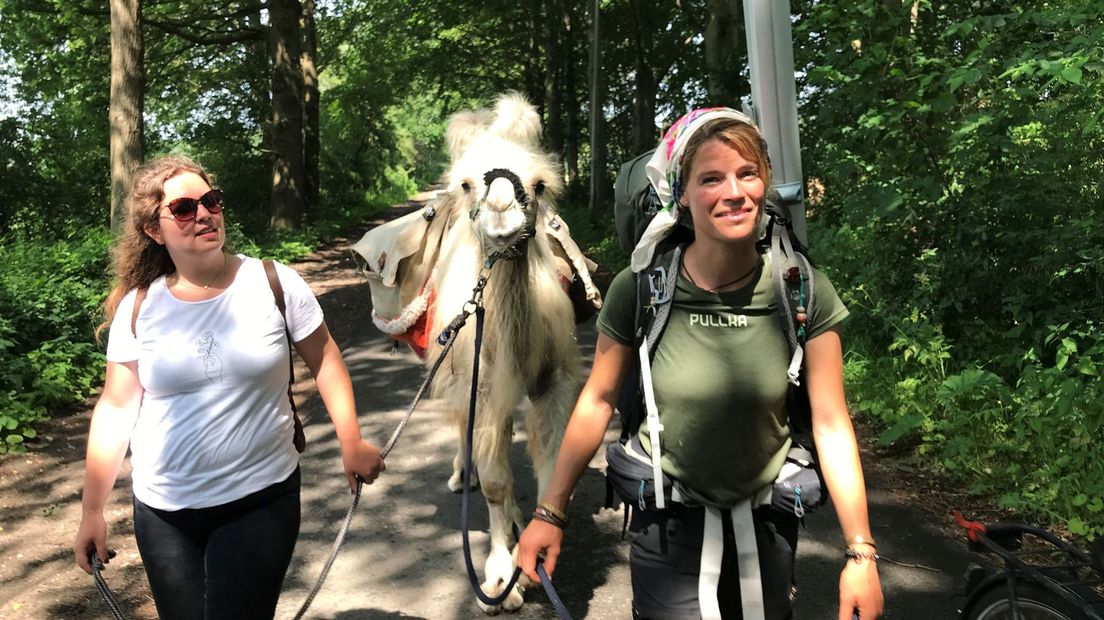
left=518, top=108, right=883, bottom=619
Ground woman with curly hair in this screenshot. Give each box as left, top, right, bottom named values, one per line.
left=73, top=155, right=385, bottom=619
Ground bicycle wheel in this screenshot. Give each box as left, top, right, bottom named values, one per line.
left=965, top=581, right=1085, bottom=620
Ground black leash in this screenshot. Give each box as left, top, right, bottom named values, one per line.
left=458, top=304, right=573, bottom=619
left=88, top=551, right=126, bottom=620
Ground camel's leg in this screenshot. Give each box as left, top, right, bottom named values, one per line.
left=474, top=410, right=526, bottom=612
left=526, top=369, right=579, bottom=498
left=448, top=415, right=480, bottom=493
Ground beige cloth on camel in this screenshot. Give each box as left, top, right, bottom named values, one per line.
left=350, top=194, right=602, bottom=353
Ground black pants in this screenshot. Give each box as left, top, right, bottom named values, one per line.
left=133, top=467, right=301, bottom=620
left=629, top=503, right=799, bottom=620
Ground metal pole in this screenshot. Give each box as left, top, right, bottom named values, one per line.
left=588, top=0, right=600, bottom=211
left=742, top=0, right=806, bottom=244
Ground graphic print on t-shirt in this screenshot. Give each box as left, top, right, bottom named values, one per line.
left=195, top=330, right=224, bottom=383
left=688, top=312, right=748, bottom=328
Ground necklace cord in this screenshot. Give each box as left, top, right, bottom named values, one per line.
left=682, top=256, right=761, bottom=292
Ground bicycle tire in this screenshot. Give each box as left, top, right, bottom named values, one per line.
left=965, top=581, right=1085, bottom=620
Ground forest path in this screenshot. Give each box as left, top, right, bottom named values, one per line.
left=0, top=192, right=972, bottom=619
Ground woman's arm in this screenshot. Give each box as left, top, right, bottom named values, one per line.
left=74, top=361, right=143, bottom=574
left=517, top=332, right=633, bottom=581
left=805, top=325, right=883, bottom=620
left=294, top=321, right=385, bottom=492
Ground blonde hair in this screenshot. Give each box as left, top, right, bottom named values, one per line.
left=96, top=155, right=215, bottom=340
left=679, top=118, right=772, bottom=195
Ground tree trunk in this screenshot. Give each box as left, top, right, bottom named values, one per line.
left=524, top=0, right=545, bottom=112
left=587, top=0, right=608, bottom=211
left=109, top=0, right=144, bottom=234
left=301, top=0, right=320, bottom=213
left=543, top=0, right=564, bottom=157
left=631, top=61, right=657, bottom=155
left=704, top=0, right=747, bottom=106
left=268, top=0, right=306, bottom=230
left=563, top=3, right=580, bottom=184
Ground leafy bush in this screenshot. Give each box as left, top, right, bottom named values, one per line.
left=806, top=1, right=1104, bottom=538
left=0, top=230, right=113, bottom=453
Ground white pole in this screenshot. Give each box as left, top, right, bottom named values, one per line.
left=743, top=0, right=806, bottom=244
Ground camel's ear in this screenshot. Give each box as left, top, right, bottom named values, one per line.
left=445, top=109, right=493, bottom=161
left=489, top=91, right=541, bottom=148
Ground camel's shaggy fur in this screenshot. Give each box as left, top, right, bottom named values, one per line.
left=427, top=93, right=581, bottom=612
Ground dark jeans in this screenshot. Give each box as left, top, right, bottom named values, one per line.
left=629, top=503, right=798, bottom=620
left=133, top=467, right=301, bottom=620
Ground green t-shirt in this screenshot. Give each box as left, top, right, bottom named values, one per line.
left=597, top=252, right=849, bottom=507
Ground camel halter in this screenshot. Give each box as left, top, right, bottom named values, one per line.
left=469, top=168, right=538, bottom=263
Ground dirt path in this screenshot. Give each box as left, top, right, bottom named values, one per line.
left=0, top=196, right=974, bottom=619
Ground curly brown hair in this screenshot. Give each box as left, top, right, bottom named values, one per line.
left=96, top=155, right=216, bottom=340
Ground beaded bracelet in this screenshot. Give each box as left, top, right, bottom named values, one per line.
left=844, top=547, right=879, bottom=564
left=533, top=505, right=568, bottom=529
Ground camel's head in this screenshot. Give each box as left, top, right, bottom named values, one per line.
left=444, top=92, right=563, bottom=257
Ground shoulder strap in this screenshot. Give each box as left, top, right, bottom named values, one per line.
left=633, top=244, right=683, bottom=357
left=131, top=287, right=149, bottom=338
left=263, top=259, right=306, bottom=453
left=264, top=259, right=287, bottom=315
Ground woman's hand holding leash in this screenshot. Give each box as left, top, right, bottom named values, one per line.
left=340, top=438, right=385, bottom=493
left=74, top=511, right=110, bottom=575
left=517, top=518, right=564, bottom=583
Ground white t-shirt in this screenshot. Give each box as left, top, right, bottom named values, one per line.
left=106, top=256, right=323, bottom=510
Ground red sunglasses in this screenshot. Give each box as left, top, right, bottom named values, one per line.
left=163, top=189, right=225, bottom=222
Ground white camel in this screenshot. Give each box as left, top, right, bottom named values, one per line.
left=352, top=93, right=601, bottom=612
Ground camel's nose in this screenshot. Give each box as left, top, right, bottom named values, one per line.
left=485, top=177, right=519, bottom=212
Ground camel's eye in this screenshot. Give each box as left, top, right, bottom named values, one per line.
left=534, top=181, right=546, bottom=196
left=461, top=181, right=472, bottom=192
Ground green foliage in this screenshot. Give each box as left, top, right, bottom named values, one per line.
left=0, top=230, right=113, bottom=453
left=805, top=0, right=1104, bottom=537
left=555, top=187, right=629, bottom=276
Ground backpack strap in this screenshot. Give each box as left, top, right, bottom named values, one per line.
left=130, top=287, right=149, bottom=338
left=263, top=259, right=307, bottom=454
left=630, top=245, right=683, bottom=510
left=768, top=206, right=815, bottom=386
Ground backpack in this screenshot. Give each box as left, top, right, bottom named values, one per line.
left=605, top=154, right=824, bottom=521
left=130, top=259, right=307, bottom=453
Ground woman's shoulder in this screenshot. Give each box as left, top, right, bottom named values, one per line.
left=605, top=266, right=638, bottom=302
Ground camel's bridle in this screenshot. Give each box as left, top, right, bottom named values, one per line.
left=469, top=168, right=538, bottom=263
